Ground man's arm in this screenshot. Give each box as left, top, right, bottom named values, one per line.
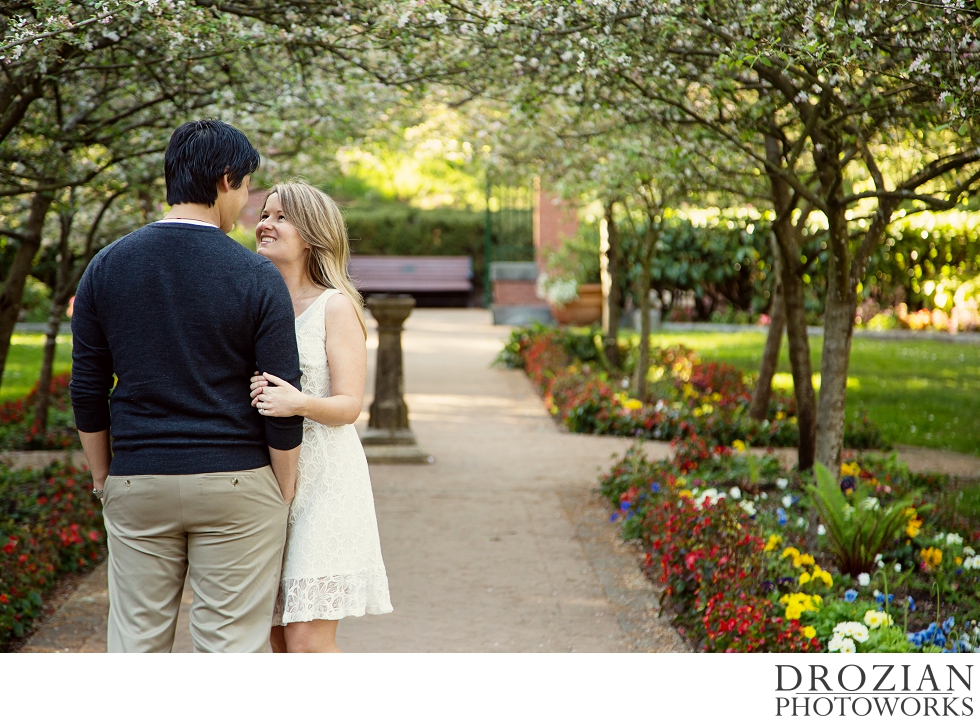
left=268, top=445, right=300, bottom=503
left=252, top=260, right=304, bottom=451
left=79, top=430, right=112, bottom=492
left=70, top=267, right=115, bottom=489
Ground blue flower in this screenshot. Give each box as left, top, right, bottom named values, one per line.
left=620, top=501, right=631, bottom=511
left=651, top=482, right=661, bottom=493
left=840, top=476, right=856, bottom=494
left=907, top=596, right=916, bottom=612
left=625, top=511, right=634, bottom=520
left=777, top=508, right=788, bottom=526
left=609, top=513, right=618, bottom=523
left=942, top=617, right=956, bottom=635
left=762, top=580, right=775, bottom=593
left=874, top=591, right=885, bottom=605
left=844, top=589, right=858, bottom=603
left=777, top=576, right=795, bottom=587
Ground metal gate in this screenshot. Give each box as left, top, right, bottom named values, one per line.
left=484, top=180, right=535, bottom=306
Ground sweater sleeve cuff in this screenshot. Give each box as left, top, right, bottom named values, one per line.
left=265, top=416, right=304, bottom=450
left=73, top=407, right=112, bottom=433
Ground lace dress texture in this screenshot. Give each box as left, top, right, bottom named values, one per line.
left=272, top=289, right=393, bottom=624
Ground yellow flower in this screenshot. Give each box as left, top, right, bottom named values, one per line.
left=819, top=570, right=833, bottom=587
left=798, top=572, right=811, bottom=585
left=841, top=461, right=860, bottom=477
left=781, top=593, right=821, bottom=621
left=775, top=411, right=786, bottom=420
left=803, top=626, right=816, bottom=639
left=623, top=398, right=643, bottom=411
left=710, top=392, right=722, bottom=402
left=731, top=439, right=747, bottom=452
left=764, top=534, right=783, bottom=553
left=781, top=547, right=801, bottom=561
left=955, top=556, right=963, bottom=565
left=920, top=547, right=942, bottom=568
left=678, top=489, right=693, bottom=499
left=796, top=553, right=815, bottom=568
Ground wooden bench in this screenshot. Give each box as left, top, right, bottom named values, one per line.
left=348, top=255, right=473, bottom=307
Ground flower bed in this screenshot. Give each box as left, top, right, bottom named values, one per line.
left=0, top=373, right=79, bottom=451
left=498, top=324, right=885, bottom=450
left=599, top=441, right=980, bottom=653
left=0, top=460, right=105, bottom=649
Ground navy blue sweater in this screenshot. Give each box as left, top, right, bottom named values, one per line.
left=70, top=222, right=304, bottom=475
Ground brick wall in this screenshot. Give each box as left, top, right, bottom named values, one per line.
left=533, top=179, right=579, bottom=268
left=492, top=279, right=541, bottom=306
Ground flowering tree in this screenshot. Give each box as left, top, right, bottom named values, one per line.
left=408, top=0, right=980, bottom=470
left=0, top=0, right=421, bottom=384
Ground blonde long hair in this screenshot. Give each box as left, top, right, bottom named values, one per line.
left=268, top=181, right=366, bottom=337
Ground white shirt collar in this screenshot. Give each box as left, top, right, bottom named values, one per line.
left=154, top=218, right=219, bottom=228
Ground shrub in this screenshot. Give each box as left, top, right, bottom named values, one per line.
left=807, top=462, right=919, bottom=577
left=0, top=373, right=78, bottom=451
left=0, top=460, right=105, bottom=648
left=500, top=325, right=885, bottom=451
left=344, top=204, right=487, bottom=298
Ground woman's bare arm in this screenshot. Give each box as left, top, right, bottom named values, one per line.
left=251, top=292, right=366, bottom=426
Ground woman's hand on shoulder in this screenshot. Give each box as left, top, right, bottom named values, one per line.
left=250, top=370, right=307, bottom=418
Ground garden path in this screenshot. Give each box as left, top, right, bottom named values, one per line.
left=20, top=309, right=687, bottom=653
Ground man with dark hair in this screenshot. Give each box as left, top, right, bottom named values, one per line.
left=70, top=119, right=303, bottom=653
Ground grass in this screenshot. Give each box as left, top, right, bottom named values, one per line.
left=646, top=331, right=980, bottom=457
left=2, top=330, right=978, bottom=456
left=0, top=334, right=73, bottom=402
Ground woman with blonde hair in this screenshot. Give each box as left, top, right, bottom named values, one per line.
left=250, top=180, right=392, bottom=652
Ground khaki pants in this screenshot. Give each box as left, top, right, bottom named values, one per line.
left=102, top=466, right=288, bottom=653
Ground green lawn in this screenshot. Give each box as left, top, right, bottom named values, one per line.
left=648, top=331, right=980, bottom=456
left=0, top=334, right=73, bottom=402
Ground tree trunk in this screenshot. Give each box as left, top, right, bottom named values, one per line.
left=600, top=202, right=622, bottom=369
left=632, top=261, right=652, bottom=400
left=764, top=135, right=816, bottom=470
left=33, top=298, right=69, bottom=434
left=748, top=245, right=785, bottom=420
left=0, top=191, right=54, bottom=384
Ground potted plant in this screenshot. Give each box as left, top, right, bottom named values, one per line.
left=536, top=226, right=602, bottom=325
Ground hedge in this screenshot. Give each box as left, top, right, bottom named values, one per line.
left=0, top=460, right=105, bottom=649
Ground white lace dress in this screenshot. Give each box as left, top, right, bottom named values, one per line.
left=272, top=289, right=393, bottom=624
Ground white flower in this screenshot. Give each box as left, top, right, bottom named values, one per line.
left=776, top=478, right=789, bottom=490
left=963, top=555, right=980, bottom=571
left=817, top=524, right=826, bottom=536
left=797, top=517, right=806, bottom=528
left=781, top=495, right=793, bottom=508
left=946, top=533, right=964, bottom=547
left=729, top=487, right=742, bottom=500
left=857, top=573, right=871, bottom=587
left=739, top=500, right=757, bottom=517
left=894, top=563, right=902, bottom=573
left=828, top=633, right=857, bottom=653
left=694, top=488, right=724, bottom=509
left=833, top=621, right=870, bottom=643
left=861, top=497, right=880, bottom=511
left=874, top=553, right=884, bottom=569
left=760, top=492, right=768, bottom=500
left=864, top=610, right=894, bottom=630
left=964, top=546, right=976, bottom=556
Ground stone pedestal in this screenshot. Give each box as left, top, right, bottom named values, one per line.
left=359, top=295, right=432, bottom=464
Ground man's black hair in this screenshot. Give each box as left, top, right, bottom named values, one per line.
left=164, top=120, right=260, bottom=207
